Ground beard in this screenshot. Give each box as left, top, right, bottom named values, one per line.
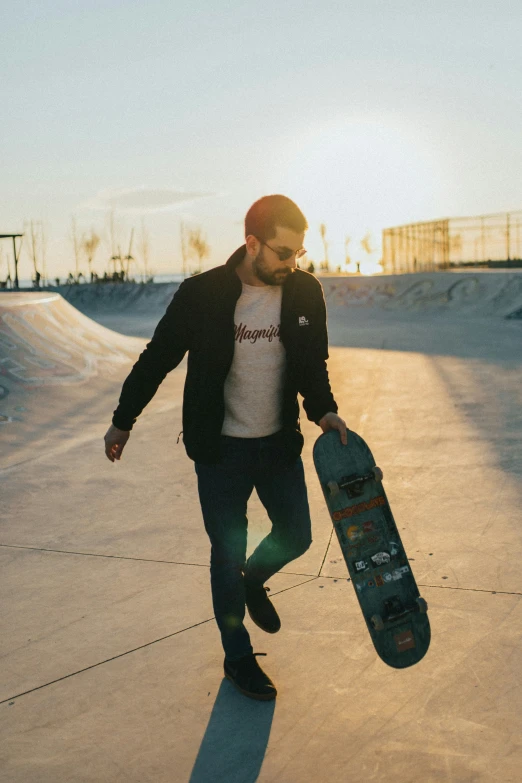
left=252, top=250, right=294, bottom=286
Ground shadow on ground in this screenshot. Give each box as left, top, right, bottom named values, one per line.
left=327, top=309, right=522, bottom=363
left=189, top=681, right=275, bottom=783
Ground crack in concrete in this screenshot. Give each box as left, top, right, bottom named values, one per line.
left=2, top=544, right=519, bottom=595
left=0, top=617, right=215, bottom=706
left=1, top=569, right=519, bottom=707
left=0, top=576, right=317, bottom=706
left=0, top=543, right=210, bottom=569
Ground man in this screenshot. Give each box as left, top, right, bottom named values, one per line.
left=104, top=195, right=347, bottom=701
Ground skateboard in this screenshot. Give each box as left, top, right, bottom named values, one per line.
left=313, top=429, right=430, bottom=668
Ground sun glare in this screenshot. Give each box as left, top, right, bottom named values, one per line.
left=268, top=116, right=442, bottom=275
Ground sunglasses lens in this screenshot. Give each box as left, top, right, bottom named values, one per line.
left=280, top=249, right=306, bottom=261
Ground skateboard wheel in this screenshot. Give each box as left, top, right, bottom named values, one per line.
left=327, top=481, right=340, bottom=497
left=373, top=466, right=384, bottom=482
left=370, top=614, right=385, bottom=631
left=416, top=597, right=428, bottom=614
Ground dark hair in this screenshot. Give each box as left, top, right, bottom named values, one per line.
left=244, top=195, right=308, bottom=242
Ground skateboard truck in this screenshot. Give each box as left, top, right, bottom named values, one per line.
left=370, top=596, right=428, bottom=631
left=327, top=466, right=384, bottom=498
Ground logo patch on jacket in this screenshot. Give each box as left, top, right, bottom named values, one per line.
left=299, top=316, right=309, bottom=326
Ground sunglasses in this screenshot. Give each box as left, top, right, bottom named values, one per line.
left=258, top=239, right=307, bottom=262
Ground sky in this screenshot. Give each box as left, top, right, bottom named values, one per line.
left=1, top=0, right=521, bottom=280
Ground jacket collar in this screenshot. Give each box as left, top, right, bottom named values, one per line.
left=225, top=244, right=246, bottom=273
left=224, top=245, right=246, bottom=293
left=224, top=244, right=298, bottom=296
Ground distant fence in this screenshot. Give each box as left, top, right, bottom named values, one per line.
left=382, top=209, right=522, bottom=273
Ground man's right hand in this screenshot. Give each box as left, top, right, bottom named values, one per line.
left=104, top=424, right=130, bottom=462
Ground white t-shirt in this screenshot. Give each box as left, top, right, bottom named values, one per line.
left=221, top=282, right=286, bottom=437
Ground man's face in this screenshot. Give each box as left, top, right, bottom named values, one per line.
left=250, top=226, right=306, bottom=286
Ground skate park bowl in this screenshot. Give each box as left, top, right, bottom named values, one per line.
left=1, top=273, right=522, bottom=782
left=320, top=271, right=522, bottom=319
left=48, top=270, right=522, bottom=332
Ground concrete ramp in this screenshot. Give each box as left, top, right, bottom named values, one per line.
left=320, top=272, right=522, bottom=319
left=0, top=292, right=177, bottom=471
left=51, top=281, right=179, bottom=314
left=0, top=292, right=143, bottom=389
left=47, top=283, right=180, bottom=338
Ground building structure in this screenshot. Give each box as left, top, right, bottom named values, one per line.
left=382, top=210, right=522, bottom=273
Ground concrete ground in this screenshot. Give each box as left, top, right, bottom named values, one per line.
left=1, top=280, right=522, bottom=782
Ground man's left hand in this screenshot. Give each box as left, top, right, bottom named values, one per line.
left=318, top=412, right=348, bottom=445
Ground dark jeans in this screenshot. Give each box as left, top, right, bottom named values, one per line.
left=195, top=430, right=313, bottom=661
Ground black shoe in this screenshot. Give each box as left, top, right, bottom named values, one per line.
left=244, top=583, right=281, bottom=634
left=224, top=652, right=277, bottom=701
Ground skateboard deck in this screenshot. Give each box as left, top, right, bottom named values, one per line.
left=313, top=429, right=430, bottom=668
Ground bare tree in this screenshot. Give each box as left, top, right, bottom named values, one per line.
left=24, top=220, right=43, bottom=287
left=361, top=231, right=374, bottom=256
left=107, top=210, right=123, bottom=276
left=40, top=223, right=48, bottom=285
left=82, top=229, right=101, bottom=281
left=123, top=228, right=135, bottom=280
left=140, top=219, right=151, bottom=281
left=319, top=223, right=329, bottom=269
left=360, top=231, right=376, bottom=273
left=70, top=216, right=84, bottom=281
left=187, top=227, right=210, bottom=275
left=344, top=235, right=351, bottom=270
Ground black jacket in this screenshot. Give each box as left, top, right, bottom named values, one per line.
left=112, top=244, right=338, bottom=463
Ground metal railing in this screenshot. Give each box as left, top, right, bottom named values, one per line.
left=382, top=210, right=522, bottom=273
